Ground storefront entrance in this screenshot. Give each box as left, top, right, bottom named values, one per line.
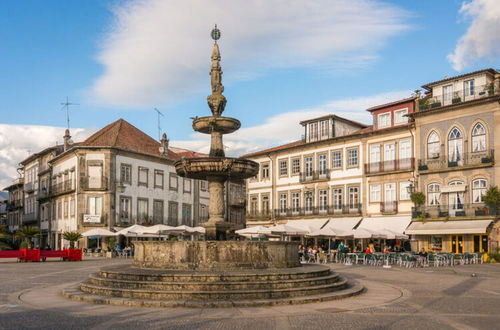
left=450, top=235, right=463, bottom=253
left=473, top=235, right=488, bottom=253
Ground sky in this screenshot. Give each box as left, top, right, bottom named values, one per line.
left=1, top=0, right=500, bottom=188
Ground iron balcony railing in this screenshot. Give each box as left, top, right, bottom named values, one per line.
left=22, top=213, right=37, bottom=223
left=247, top=204, right=362, bottom=219
left=365, top=158, right=414, bottom=174
left=24, top=182, right=34, bottom=193
left=299, top=170, right=330, bottom=183
left=50, top=180, right=75, bottom=196
left=418, top=149, right=494, bottom=171
left=418, top=84, right=499, bottom=111
left=380, top=201, right=398, bottom=214
left=6, top=200, right=23, bottom=211
left=80, top=176, right=108, bottom=190
left=411, top=203, right=497, bottom=219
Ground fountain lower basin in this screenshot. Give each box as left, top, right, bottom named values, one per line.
left=174, top=157, right=258, bottom=180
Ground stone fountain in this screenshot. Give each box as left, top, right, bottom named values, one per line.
left=174, top=25, right=259, bottom=241
left=63, top=26, right=363, bottom=307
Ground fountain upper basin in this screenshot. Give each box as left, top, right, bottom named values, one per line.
left=192, top=116, right=241, bottom=134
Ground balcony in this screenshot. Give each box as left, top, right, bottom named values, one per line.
left=37, top=188, right=50, bottom=200
left=365, top=158, right=414, bottom=175
left=418, top=84, right=498, bottom=112
left=418, top=149, right=494, bottom=173
left=411, top=203, right=497, bottom=219
left=299, top=170, right=330, bottom=183
left=246, top=211, right=273, bottom=220
left=380, top=201, right=398, bottom=214
left=24, top=182, right=34, bottom=193
left=246, top=204, right=363, bottom=220
left=6, top=200, right=23, bottom=211
left=80, top=176, right=108, bottom=191
left=22, top=213, right=37, bottom=223
left=50, top=180, right=75, bottom=196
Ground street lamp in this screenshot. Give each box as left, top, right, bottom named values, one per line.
left=406, top=182, right=415, bottom=195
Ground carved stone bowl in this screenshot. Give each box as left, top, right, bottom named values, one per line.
left=174, top=157, right=259, bottom=180
left=192, top=116, right=241, bottom=134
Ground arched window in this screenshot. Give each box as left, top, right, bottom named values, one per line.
left=427, top=183, right=440, bottom=206
left=472, top=123, right=486, bottom=152
left=427, top=131, right=440, bottom=159
left=448, top=127, right=463, bottom=163
left=472, top=179, right=487, bottom=203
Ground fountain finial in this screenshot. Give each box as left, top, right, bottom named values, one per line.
left=207, top=24, right=226, bottom=116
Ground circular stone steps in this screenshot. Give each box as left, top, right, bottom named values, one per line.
left=64, top=264, right=364, bottom=308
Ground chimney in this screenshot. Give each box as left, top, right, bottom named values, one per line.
left=63, top=129, right=71, bottom=151
left=160, top=133, right=169, bottom=156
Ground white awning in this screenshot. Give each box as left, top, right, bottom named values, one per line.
left=440, top=185, right=467, bottom=193
left=405, top=220, right=492, bottom=235
left=357, top=216, right=412, bottom=237
left=285, top=219, right=330, bottom=232
left=323, top=217, right=362, bottom=232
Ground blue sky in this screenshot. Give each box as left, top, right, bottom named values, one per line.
left=0, top=0, right=499, bottom=187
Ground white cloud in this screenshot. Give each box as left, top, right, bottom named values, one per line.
left=172, top=90, right=410, bottom=156
left=0, top=125, right=94, bottom=189
left=90, top=0, right=409, bottom=108
left=448, top=0, right=500, bottom=71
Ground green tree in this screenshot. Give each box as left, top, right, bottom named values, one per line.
left=62, top=231, right=83, bottom=249
left=410, top=192, right=426, bottom=208
left=483, top=185, right=500, bottom=214
left=14, top=226, right=40, bottom=249
left=0, top=224, right=13, bottom=250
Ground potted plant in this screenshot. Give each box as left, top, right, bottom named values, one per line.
left=475, top=206, right=488, bottom=216
left=481, top=155, right=493, bottom=163
left=418, top=164, right=429, bottom=171
left=448, top=161, right=458, bottom=167
left=452, top=92, right=461, bottom=104
left=62, top=231, right=83, bottom=249
left=418, top=97, right=430, bottom=111
left=14, top=226, right=40, bottom=249
left=411, top=191, right=426, bottom=218
left=483, top=185, right=500, bottom=215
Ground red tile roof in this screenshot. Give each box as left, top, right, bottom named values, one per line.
left=81, top=119, right=204, bottom=160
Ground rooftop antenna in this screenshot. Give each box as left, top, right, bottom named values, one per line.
left=60, top=96, right=79, bottom=129
left=154, top=108, right=164, bottom=140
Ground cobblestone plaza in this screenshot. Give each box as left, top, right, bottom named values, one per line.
left=1, top=259, right=499, bottom=329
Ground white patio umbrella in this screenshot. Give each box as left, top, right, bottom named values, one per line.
left=235, top=226, right=269, bottom=237
left=82, top=228, right=116, bottom=249
left=270, top=224, right=310, bottom=236
left=140, top=224, right=175, bottom=235
left=190, top=227, right=206, bottom=234
left=378, top=228, right=408, bottom=240
left=114, top=224, right=148, bottom=237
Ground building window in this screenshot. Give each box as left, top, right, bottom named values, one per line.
left=448, top=127, right=463, bottom=162
left=370, top=184, right=380, bottom=203
left=183, top=178, right=191, bottom=193
left=261, top=163, right=270, bottom=180
left=120, top=196, right=131, bottom=222
left=137, top=198, right=149, bottom=223
left=394, top=108, right=408, bottom=125
left=279, top=193, right=288, bottom=213
left=443, top=84, right=453, bottom=103
left=249, top=196, right=258, bottom=215
left=154, top=170, right=164, bottom=188
left=304, top=191, right=313, bottom=212
left=347, top=148, right=358, bottom=167
left=399, top=182, right=411, bottom=201
left=384, top=183, right=396, bottom=202
left=427, top=183, right=441, bottom=206
left=261, top=195, right=270, bottom=215
left=70, top=198, right=75, bottom=216
left=399, top=140, right=412, bottom=159
left=472, top=123, right=486, bottom=152
left=305, top=156, right=313, bottom=176
left=279, top=159, right=288, bottom=176
left=318, top=154, right=327, bottom=175
left=348, top=187, right=359, bottom=208
left=309, top=122, right=318, bottom=140
left=333, top=188, right=343, bottom=210
left=319, top=190, right=328, bottom=211
left=291, top=158, right=300, bottom=175
left=87, top=163, right=103, bottom=189
left=378, top=113, right=391, bottom=128
left=464, top=79, right=475, bottom=96
left=168, top=202, right=178, bottom=226
left=369, top=145, right=380, bottom=163
left=88, top=197, right=102, bottom=215
left=331, top=151, right=342, bottom=169
left=291, top=192, right=300, bottom=212
left=320, top=120, right=329, bottom=138
left=153, top=200, right=164, bottom=224
left=138, top=167, right=148, bottom=187
left=472, top=179, right=487, bottom=203
left=169, top=173, right=178, bottom=191
left=427, top=131, right=440, bottom=159
left=200, top=180, right=207, bottom=191
left=120, top=164, right=132, bottom=184
left=182, top=203, right=192, bottom=225
left=64, top=200, right=68, bottom=218
left=384, top=143, right=395, bottom=161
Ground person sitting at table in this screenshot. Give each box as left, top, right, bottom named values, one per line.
left=418, top=248, right=428, bottom=257
left=383, top=246, right=391, bottom=253
left=365, top=246, right=372, bottom=254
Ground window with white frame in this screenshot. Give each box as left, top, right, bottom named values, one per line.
left=261, top=163, right=270, bottom=179
left=378, top=113, right=391, bottom=128
left=331, top=151, right=342, bottom=169
left=399, top=140, right=412, bottom=159
left=120, top=196, right=131, bottom=221
left=137, top=198, right=148, bottom=222
left=262, top=195, right=270, bottom=214
left=333, top=188, right=343, bottom=209
left=291, top=158, right=300, bottom=175
left=427, top=131, right=440, bottom=159
left=347, top=148, right=358, bottom=167
left=319, top=190, right=328, bottom=211
left=399, top=182, right=411, bottom=200
left=320, top=120, right=329, bottom=138
left=464, top=79, right=475, bottom=97
left=70, top=198, right=75, bottom=216
left=370, top=145, right=380, bottom=163
left=318, top=154, right=327, bottom=175
left=291, top=192, right=300, bottom=212
left=120, top=164, right=132, bottom=184
left=348, top=187, right=359, bottom=208
left=309, top=122, right=318, bottom=140
left=394, top=108, right=408, bottom=125
left=370, top=184, right=381, bottom=202
left=64, top=200, right=68, bottom=218
left=88, top=197, right=102, bottom=215
left=384, top=183, right=396, bottom=202
left=472, top=123, right=486, bottom=152
left=138, top=167, right=148, bottom=186
left=448, top=127, right=463, bottom=162
left=304, top=191, right=313, bottom=211
left=443, top=84, right=453, bottom=103
left=472, top=179, right=487, bottom=203
left=305, top=156, right=313, bottom=176
left=279, top=159, right=288, bottom=176
left=384, top=143, right=395, bottom=161
left=279, top=193, right=288, bottom=213
left=428, top=183, right=441, bottom=206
